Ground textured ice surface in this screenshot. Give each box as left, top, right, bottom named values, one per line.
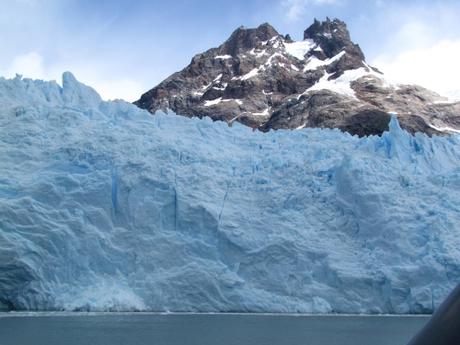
left=0, top=73, right=460, bottom=313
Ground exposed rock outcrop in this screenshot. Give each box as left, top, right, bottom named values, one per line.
left=135, top=18, right=460, bottom=136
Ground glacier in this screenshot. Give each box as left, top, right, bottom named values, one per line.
left=0, top=72, right=460, bottom=313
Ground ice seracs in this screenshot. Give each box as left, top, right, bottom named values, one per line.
left=1, top=73, right=460, bottom=313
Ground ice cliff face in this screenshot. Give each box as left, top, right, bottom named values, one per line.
left=1, top=73, right=460, bottom=313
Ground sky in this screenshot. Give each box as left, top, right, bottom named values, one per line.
left=1, top=0, right=459, bottom=101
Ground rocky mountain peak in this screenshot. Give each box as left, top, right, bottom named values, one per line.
left=134, top=18, right=460, bottom=137
left=222, top=23, right=279, bottom=56
left=304, top=18, right=351, bottom=46
left=304, top=18, right=365, bottom=72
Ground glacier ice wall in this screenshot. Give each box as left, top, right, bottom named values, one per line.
left=0, top=73, right=460, bottom=313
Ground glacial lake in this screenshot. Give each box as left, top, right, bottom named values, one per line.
left=0, top=312, right=429, bottom=345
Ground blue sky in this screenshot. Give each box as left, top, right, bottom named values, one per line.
left=1, top=0, right=460, bottom=101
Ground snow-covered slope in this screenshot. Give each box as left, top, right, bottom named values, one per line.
left=1, top=73, right=460, bottom=313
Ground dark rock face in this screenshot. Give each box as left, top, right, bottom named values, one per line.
left=304, top=18, right=365, bottom=74
left=223, top=23, right=279, bottom=56
left=134, top=18, right=460, bottom=137
left=341, top=109, right=391, bottom=137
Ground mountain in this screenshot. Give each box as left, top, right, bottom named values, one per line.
left=134, top=18, right=460, bottom=137
left=1, top=73, right=460, bottom=312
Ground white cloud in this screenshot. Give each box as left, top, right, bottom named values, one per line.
left=88, top=78, right=145, bottom=102
left=372, top=39, right=460, bottom=101
left=366, top=3, right=460, bottom=101
left=1, top=51, right=46, bottom=79
left=0, top=52, right=145, bottom=102
left=282, top=0, right=342, bottom=22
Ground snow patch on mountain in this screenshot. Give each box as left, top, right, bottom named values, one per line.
left=252, top=108, right=270, bottom=116
left=249, top=48, right=269, bottom=58
left=428, top=123, right=460, bottom=134
left=304, top=69, right=362, bottom=98
left=283, top=39, right=316, bottom=60
left=215, top=55, right=232, bottom=60
left=304, top=63, right=393, bottom=99
left=241, top=68, right=260, bottom=81
left=204, top=97, right=242, bottom=107
left=304, top=51, right=346, bottom=71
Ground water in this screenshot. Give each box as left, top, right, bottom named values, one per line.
left=0, top=313, right=428, bottom=345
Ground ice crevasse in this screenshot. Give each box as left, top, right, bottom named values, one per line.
left=0, top=72, right=459, bottom=313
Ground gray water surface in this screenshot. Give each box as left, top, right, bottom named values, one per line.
left=0, top=313, right=429, bottom=345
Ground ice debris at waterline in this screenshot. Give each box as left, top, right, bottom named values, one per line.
left=0, top=73, right=460, bottom=313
